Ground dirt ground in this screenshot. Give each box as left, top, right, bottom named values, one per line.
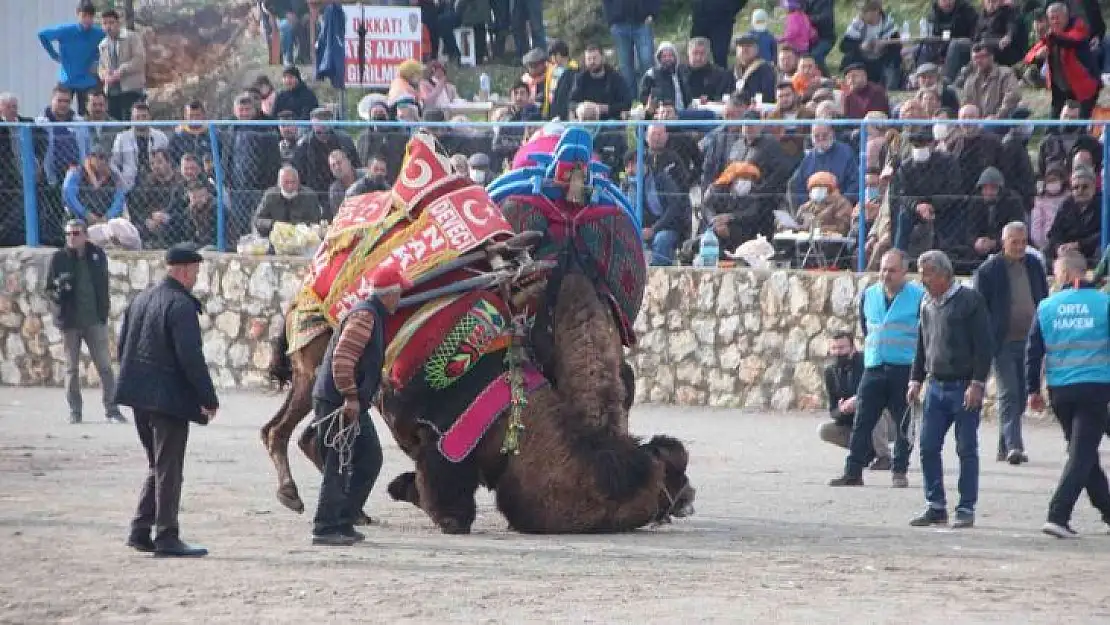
left=1, top=387, right=1109, bottom=624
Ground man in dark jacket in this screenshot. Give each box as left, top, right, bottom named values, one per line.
left=921, top=0, right=979, bottom=66
left=115, top=243, right=218, bottom=557
left=678, top=37, right=733, bottom=104
left=1044, top=164, right=1102, bottom=264
left=310, top=267, right=410, bottom=545
left=973, top=222, right=1048, bottom=465
left=733, top=35, right=777, bottom=105
left=625, top=153, right=690, bottom=265
left=223, top=93, right=282, bottom=242
left=46, top=220, right=124, bottom=424
left=291, top=107, right=360, bottom=208
left=965, top=166, right=1025, bottom=267
left=274, top=65, right=320, bottom=120
left=0, top=94, right=32, bottom=246
left=254, top=165, right=323, bottom=238
left=691, top=0, right=745, bottom=68
left=818, top=331, right=895, bottom=468
left=569, top=44, right=633, bottom=121
left=640, top=41, right=686, bottom=110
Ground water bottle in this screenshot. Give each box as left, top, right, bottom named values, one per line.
left=699, top=229, right=720, bottom=268
left=478, top=73, right=491, bottom=102
left=918, top=17, right=929, bottom=38
left=901, top=20, right=911, bottom=39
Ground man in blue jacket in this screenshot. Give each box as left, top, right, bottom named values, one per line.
left=115, top=243, right=219, bottom=557
left=38, top=2, right=105, bottom=115
left=789, top=124, right=859, bottom=210
left=1027, top=251, right=1110, bottom=538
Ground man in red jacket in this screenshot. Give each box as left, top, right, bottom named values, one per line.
left=1025, top=3, right=1101, bottom=119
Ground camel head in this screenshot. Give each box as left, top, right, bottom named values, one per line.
left=644, top=435, right=696, bottom=521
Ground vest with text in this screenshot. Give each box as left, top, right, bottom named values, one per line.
left=862, top=282, right=924, bottom=368
left=1037, top=288, right=1110, bottom=388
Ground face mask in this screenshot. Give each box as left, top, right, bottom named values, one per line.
left=280, top=188, right=298, bottom=200
left=809, top=186, right=829, bottom=202
left=932, top=124, right=950, bottom=141
left=866, top=186, right=880, bottom=202
left=753, top=22, right=768, bottom=32
left=732, top=179, right=752, bottom=196
left=469, top=170, right=487, bottom=184
left=911, top=147, right=931, bottom=163
left=1045, top=181, right=1063, bottom=194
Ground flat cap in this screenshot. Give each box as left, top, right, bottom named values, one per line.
left=733, top=35, right=757, bottom=46
left=165, top=242, right=204, bottom=265
left=522, top=47, right=548, bottom=65
left=843, top=62, right=867, bottom=74
left=913, top=62, right=939, bottom=77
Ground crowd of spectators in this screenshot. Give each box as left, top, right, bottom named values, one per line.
left=3, top=0, right=1110, bottom=278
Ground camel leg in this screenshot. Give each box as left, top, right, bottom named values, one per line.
left=387, top=471, right=421, bottom=506
left=414, top=444, right=481, bottom=534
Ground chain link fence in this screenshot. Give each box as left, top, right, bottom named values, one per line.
left=5, top=118, right=1109, bottom=274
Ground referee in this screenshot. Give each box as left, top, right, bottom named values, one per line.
left=1026, top=251, right=1110, bottom=539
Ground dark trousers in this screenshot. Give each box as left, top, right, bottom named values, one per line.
left=845, top=365, right=913, bottom=477
left=312, top=399, right=384, bottom=535
left=130, top=410, right=190, bottom=541
left=920, top=379, right=981, bottom=513
left=690, top=14, right=735, bottom=69
left=1051, top=86, right=1098, bottom=120
left=1046, top=394, right=1110, bottom=526
left=107, top=91, right=145, bottom=122
left=73, top=87, right=94, bottom=117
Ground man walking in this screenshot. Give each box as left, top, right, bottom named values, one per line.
left=115, top=243, right=218, bottom=557
left=45, top=220, right=124, bottom=424
left=817, top=331, right=895, bottom=469
left=1027, top=252, right=1110, bottom=538
left=830, top=250, right=922, bottom=488
left=907, top=250, right=993, bottom=529
left=973, top=222, right=1049, bottom=465
left=310, top=267, right=410, bottom=546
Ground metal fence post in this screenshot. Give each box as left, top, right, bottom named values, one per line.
left=207, top=125, right=228, bottom=252
left=19, top=125, right=39, bottom=247
left=634, top=122, right=644, bottom=229
left=1102, top=124, right=1109, bottom=256
left=856, top=123, right=868, bottom=272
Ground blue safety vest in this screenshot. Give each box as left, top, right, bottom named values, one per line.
left=862, top=282, right=924, bottom=368
left=1037, top=287, right=1110, bottom=388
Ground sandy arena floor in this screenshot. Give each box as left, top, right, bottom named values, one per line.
left=1, top=387, right=1109, bottom=624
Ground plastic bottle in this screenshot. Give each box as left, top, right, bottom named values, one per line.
left=919, top=17, right=929, bottom=38
left=699, top=229, right=720, bottom=268
left=478, top=73, right=491, bottom=102
left=901, top=20, right=911, bottom=39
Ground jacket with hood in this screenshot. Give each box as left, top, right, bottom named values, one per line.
left=677, top=63, right=732, bottom=102
left=38, top=22, right=105, bottom=90
left=966, top=167, right=1027, bottom=254
left=273, top=77, right=321, bottom=120
left=35, top=108, right=92, bottom=186
left=291, top=130, right=361, bottom=202
left=601, top=0, right=660, bottom=25
left=640, top=42, right=687, bottom=108
left=168, top=125, right=217, bottom=166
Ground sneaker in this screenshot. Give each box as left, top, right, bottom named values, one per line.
left=891, top=472, right=909, bottom=488
left=1007, top=450, right=1028, bottom=465
left=1042, top=521, right=1079, bottom=539
left=312, top=532, right=357, bottom=546
left=869, top=457, right=892, bottom=471
left=910, top=508, right=949, bottom=527
left=952, top=509, right=975, bottom=528
left=828, top=475, right=863, bottom=487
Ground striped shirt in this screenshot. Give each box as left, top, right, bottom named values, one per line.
left=331, top=309, right=375, bottom=399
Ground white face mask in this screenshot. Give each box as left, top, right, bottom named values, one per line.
left=280, top=187, right=298, bottom=200
left=469, top=170, right=487, bottom=184
left=732, top=179, right=753, bottom=196
left=911, top=147, right=931, bottom=163
left=809, top=186, right=829, bottom=202
left=1045, top=181, right=1063, bottom=194
left=932, top=124, right=950, bottom=141
left=752, top=21, right=768, bottom=32
left=813, top=139, right=833, bottom=153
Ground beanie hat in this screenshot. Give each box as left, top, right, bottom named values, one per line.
left=371, top=266, right=413, bottom=293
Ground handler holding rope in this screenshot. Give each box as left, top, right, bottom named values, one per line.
left=310, top=267, right=410, bottom=546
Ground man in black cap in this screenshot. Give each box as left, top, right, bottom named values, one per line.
left=732, top=35, right=776, bottom=105
left=273, top=65, right=320, bottom=121
left=114, top=242, right=218, bottom=557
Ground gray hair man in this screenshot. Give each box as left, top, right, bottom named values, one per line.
left=972, top=221, right=1049, bottom=465
left=1026, top=251, right=1110, bottom=538
left=907, top=250, right=993, bottom=529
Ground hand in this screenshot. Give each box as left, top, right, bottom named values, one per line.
left=87, top=212, right=105, bottom=224
left=1027, top=392, right=1045, bottom=412
left=964, top=383, right=984, bottom=410
left=840, top=396, right=857, bottom=414
left=145, top=217, right=158, bottom=231
left=974, top=237, right=995, bottom=255
left=863, top=40, right=877, bottom=53
left=1000, top=34, right=1011, bottom=49
left=645, top=15, right=653, bottom=24
left=153, top=211, right=170, bottom=224
left=342, top=397, right=361, bottom=423
left=201, top=406, right=217, bottom=422
left=915, top=202, right=934, bottom=220
left=1035, top=47, right=1049, bottom=61
left=1091, top=37, right=1100, bottom=51
left=642, top=227, right=654, bottom=242
left=1060, top=242, right=1080, bottom=253
left=906, top=381, right=923, bottom=404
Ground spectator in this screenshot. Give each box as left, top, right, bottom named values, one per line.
left=791, top=54, right=822, bottom=99
left=179, top=153, right=210, bottom=189
left=817, top=332, right=895, bottom=469
left=274, top=66, right=320, bottom=120
left=112, top=102, right=169, bottom=191
left=569, top=44, right=632, bottom=121
left=703, top=161, right=767, bottom=251
left=690, top=0, right=744, bottom=69
left=777, top=45, right=801, bottom=82
left=1031, top=163, right=1069, bottom=248
left=0, top=94, right=30, bottom=247
left=853, top=166, right=891, bottom=267
left=805, top=0, right=836, bottom=75
left=921, top=0, right=978, bottom=68
left=511, top=0, right=546, bottom=59
left=346, top=155, right=391, bottom=197
left=972, top=221, right=1048, bottom=465
left=434, top=0, right=465, bottom=64
left=182, top=179, right=217, bottom=248
left=292, top=107, right=361, bottom=207
left=601, top=0, right=658, bottom=96
left=467, top=152, right=492, bottom=184
left=326, top=150, right=358, bottom=221
left=960, top=43, right=1021, bottom=119
left=700, top=96, right=750, bottom=188
left=98, top=9, right=146, bottom=122
left=653, top=101, right=704, bottom=179
left=891, top=130, right=962, bottom=262
left=627, top=153, right=690, bottom=266
left=780, top=0, right=817, bottom=55
left=732, top=35, right=777, bottom=105
left=37, top=2, right=104, bottom=115
left=937, top=105, right=1003, bottom=200
left=967, top=167, right=1027, bottom=263
left=912, top=63, right=960, bottom=113
left=1037, top=100, right=1100, bottom=178
left=129, top=148, right=185, bottom=249
left=743, top=9, right=777, bottom=64
left=277, top=110, right=299, bottom=164
left=640, top=42, right=686, bottom=111
left=790, top=124, right=859, bottom=210
left=1044, top=165, right=1102, bottom=263
left=167, top=100, right=215, bottom=167
left=388, top=60, right=423, bottom=105
left=37, top=85, right=92, bottom=187
left=644, top=124, right=695, bottom=192
left=491, top=82, right=542, bottom=167
left=450, top=154, right=470, bottom=179
left=222, top=93, right=282, bottom=242
left=1025, top=2, right=1101, bottom=119
left=254, top=165, right=322, bottom=238
left=678, top=37, right=732, bottom=105
left=576, top=102, right=627, bottom=174
left=83, top=90, right=121, bottom=155
left=998, top=122, right=1037, bottom=215
left=276, top=0, right=311, bottom=65
left=841, top=62, right=891, bottom=119
left=356, top=98, right=407, bottom=181
left=795, top=170, right=853, bottom=235
left=943, top=0, right=1027, bottom=82
left=538, top=39, right=579, bottom=121
left=521, top=48, right=549, bottom=102
left=420, top=60, right=458, bottom=110
left=456, top=0, right=492, bottom=63
left=63, top=148, right=126, bottom=224
left=839, top=0, right=901, bottom=91
left=252, top=75, right=278, bottom=117
left=917, top=88, right=943, bottom=117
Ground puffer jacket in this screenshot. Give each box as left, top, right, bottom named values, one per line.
left=114, top=277, right=219, bottom=423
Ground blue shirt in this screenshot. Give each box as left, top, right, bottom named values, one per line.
left=38, top=23, right=105, bottom=90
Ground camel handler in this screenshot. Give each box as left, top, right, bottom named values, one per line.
left=310, top=266, right=411, bottom=546
left=1026, top=252, right=1110, bottom=539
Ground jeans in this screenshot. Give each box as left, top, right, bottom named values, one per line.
left=64, top=324, right=122, bottom=419
left=279, top=17, right=309, bottom=65
left=1046, top=394, right=1110, bottom=525
left=919, top=379, right=981, bottom=513
left=610, top=22, right=654, bottom=97
left=512, top=0, right=546, bottom=58
left=648, top=229, right=680, bottom=266
left=993, top=340, right=1027, bottom=455
left=438, top=11, right=463, bottom=59
left=131, top=410, right=190, bottom=540
left=845, top=365, right=913, bottom=477
left=809, top=39, right=834, bottom=77
left=943, top=40, right=972, bottom=85
left=312, top=400, right=384, bottom=535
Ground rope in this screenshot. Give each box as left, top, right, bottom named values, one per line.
left=319, top=406, right=362, bottom=476
left=904, top=403, right=920, bottom=452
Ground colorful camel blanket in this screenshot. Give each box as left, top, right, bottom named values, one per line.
left=437, top=363, right=549, bottom=463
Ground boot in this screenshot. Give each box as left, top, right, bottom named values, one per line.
left=154, top=529, right=208, bottom=557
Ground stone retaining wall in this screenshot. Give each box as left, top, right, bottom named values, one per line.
left=0, top=247, right=1007, bottom=417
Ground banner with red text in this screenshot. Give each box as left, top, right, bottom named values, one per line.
left=342, top=6, right=423, bottom=88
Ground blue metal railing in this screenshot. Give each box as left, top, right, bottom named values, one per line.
left=6, top=117, right=1106, bottom=270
